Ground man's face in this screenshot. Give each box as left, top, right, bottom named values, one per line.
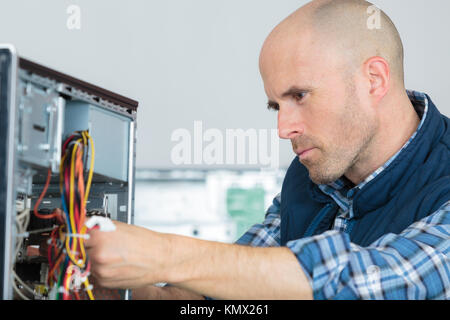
left=260, top=31, right=377, bottom=184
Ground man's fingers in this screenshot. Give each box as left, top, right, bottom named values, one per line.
left=84, top=228, right=101, bottom=249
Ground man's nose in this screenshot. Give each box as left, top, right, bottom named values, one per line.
left=278, top=106, right=303, bottom=139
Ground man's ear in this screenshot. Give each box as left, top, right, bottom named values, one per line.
left=363, top=56, right=390, bottom=103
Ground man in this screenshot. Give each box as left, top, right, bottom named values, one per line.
left=85, top=0, right=450, bottom=299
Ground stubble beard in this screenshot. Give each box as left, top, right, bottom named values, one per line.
left=296, top=87, right=376, bottom=185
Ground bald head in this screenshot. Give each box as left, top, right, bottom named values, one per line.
left=261, top=0, right=405, bottom=85
left=259, top=0, right=419, bottom=185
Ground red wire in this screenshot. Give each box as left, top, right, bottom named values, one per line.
left=47, top=227, right=58, bottom=272
left=87, top=225, right=100, bottom=232
left=33, top=169, right=59, bottom=219
left=74, top=200, right=80, bottom=233
left=62, top=134, right=75, bottom=154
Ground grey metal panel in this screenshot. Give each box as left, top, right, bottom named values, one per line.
left=0, top=44, right=18, bottom=300
left=127, top=120, right=136, bottom=225
left=16, top=81, right=64, bottom=172
left=64, top=101, right=130, bottom=182
left=124, top=120, right=136, bottom=300
left=18, top=70, right=137, bottom=120
left=90, top=106, right=130, bottom=181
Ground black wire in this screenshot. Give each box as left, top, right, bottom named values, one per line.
left=82, top=131, right=89, bottom=183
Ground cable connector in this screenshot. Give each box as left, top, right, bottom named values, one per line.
left=66, top=233, right=90, bottom=239
left=85, top=216, right=116, bottom=232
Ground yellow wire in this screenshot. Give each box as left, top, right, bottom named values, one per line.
left=77, top=131, right=91, bottom=265
left=59, top=131, right=95, bottom=299
left=69, top=139, right=82, bottom=237
left=68, top=140, right=84, bottom=268
left=59, top=140, right=84, bottom=269
left=78, top=225, right=87, bottom=264
left=83, top=131, right=95, bottom=300
left=81, top=131, right=95, bottom=300
left=65, top=225, right=88, bottom=269
left=83, top=278, right=95, bottom=300
left=64, top=134, right=92, bottom=270
left=59, top=153, right=66, bottom=194
left=65, top=236, right=85, bottom=268
left=84, top=131, right=95, bottom=202
left=81, top=130, right=87, bottom=147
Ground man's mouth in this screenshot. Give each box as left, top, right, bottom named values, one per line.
left=295, top=147, right=316, bottom=159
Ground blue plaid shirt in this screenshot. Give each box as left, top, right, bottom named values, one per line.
left=236, top=90, right=450, bottom=299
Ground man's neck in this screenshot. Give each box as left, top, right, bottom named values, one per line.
left=344, top=91, right=421, bottom=185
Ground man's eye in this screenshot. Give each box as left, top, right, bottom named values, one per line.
left=294, top=92, right=306, bottom=102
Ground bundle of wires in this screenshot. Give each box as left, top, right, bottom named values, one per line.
left=41, top=130, right=96, bottom=300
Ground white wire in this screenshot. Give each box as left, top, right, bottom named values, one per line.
left=16, top=207, right=29, bottom=221
left=12, top=280, right=30, bottom=300
left=14, top=208, right=30, bottom=260
left=12, top=206, right=50, bottom=300
left=12, top=270, right=37, bottom=296
left=12, top=207, right=43, bottom=300
left=12, top=254, right=46, bottom=300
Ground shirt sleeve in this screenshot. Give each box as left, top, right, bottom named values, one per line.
left=234, top=193, right=281, bottom=247
left=286, top=200, right=450, bottom=300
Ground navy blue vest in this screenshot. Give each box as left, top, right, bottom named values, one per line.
left=280, top=94, right=450, bottom=247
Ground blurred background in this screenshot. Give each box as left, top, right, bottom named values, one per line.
left=1, top=0, right=449, bottom=243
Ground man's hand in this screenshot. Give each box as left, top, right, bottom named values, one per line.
left=85, top=220, right=170, bottom=289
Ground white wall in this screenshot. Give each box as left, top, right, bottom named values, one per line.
left=1, top=0, right=448, bottom=169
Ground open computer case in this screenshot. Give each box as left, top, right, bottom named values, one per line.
left=0, top=45, right=138, bottom=300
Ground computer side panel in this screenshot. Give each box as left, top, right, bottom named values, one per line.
left=0, top=45, right=19, bottom=300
